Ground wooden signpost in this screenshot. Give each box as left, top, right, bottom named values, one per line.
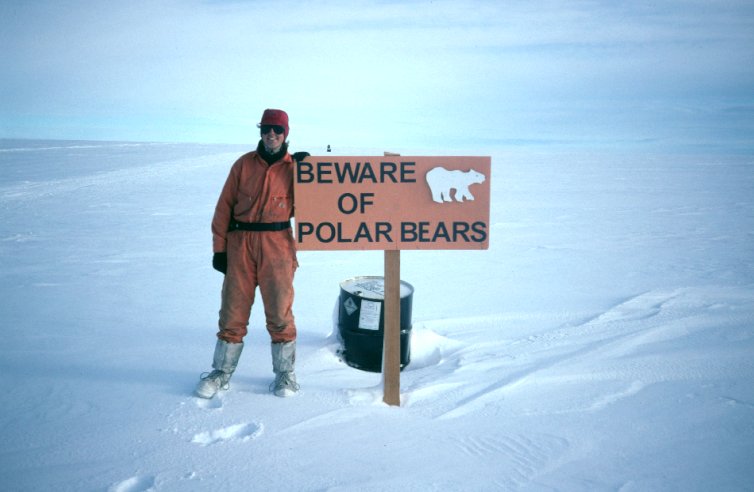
left=294, top=154, right=491, bottom=406
left=382, top=152, right=401, bottom=406
left=383, top=249, right=401, bottom=406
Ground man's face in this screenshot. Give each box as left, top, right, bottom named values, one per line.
left=261, top=125, right=285, bottom=153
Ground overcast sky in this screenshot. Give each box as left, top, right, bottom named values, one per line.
left=1, top=0, right=753, bottom=153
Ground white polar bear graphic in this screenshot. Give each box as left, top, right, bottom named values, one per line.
left=425, top=167, right=486, bottom=203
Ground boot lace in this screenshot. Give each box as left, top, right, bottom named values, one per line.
left=270, top=372, right=299, bottom=393
left=200, top=370, right=230, bottom=390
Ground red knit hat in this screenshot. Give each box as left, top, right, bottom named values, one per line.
left=260, top=109, right=289, bottom=138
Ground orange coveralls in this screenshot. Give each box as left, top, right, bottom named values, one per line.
left=212, top=150, right=297, bottom=344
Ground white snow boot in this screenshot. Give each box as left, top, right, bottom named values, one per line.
left=195, top=339, right=244, bottom=399
left=270, top=341, right=299, bottom=397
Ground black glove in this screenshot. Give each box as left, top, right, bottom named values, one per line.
left=292, top=151, right=310, bottom=163
left=212, top=252, right=227, bottom=274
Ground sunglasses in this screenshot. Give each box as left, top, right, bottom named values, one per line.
left=260, top=125, right=285, bottom=135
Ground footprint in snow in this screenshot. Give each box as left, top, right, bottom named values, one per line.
left=191, top=422, right=263, bottom=446
left=108, top=474, right=155, bottom=492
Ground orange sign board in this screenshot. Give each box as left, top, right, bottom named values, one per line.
left=294, top=156, right=491, bottom=250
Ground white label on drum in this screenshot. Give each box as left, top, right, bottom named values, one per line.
left=358, top=300, right=381, bottom=330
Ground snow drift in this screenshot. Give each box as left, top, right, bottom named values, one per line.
left=1, top=140, right=753, bottom=491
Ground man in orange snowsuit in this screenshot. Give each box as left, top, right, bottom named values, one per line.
left=196, top=108, right=304, bottom=399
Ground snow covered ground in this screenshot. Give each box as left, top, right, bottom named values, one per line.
left=1, top=140, right=753, bottom=491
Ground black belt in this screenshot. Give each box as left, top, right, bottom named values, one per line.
left=229, top=219, right=291, bottom=232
